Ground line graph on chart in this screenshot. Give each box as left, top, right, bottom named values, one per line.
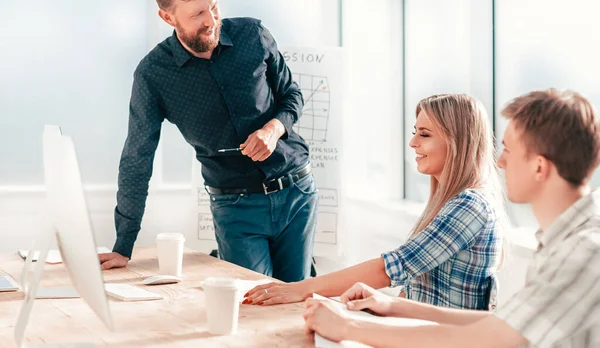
left=293, top=73, right=330, bottom=142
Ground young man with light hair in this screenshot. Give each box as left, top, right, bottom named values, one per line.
left=303, top=88, right=600, bottom=347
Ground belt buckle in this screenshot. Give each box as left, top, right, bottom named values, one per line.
left=263, top=177, right=284, bottom=195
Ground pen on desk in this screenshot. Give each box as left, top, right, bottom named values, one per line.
left=217, top=147, right=242, bottom=153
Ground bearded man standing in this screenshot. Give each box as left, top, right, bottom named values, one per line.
left=98, top=0, right=318, bottom=282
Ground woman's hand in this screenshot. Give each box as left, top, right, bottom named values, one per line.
left=303, top=298, right=354, bottom=342
left=243, top=281, right=310, bottom=306
left=340, top=282, right=396, bottom=316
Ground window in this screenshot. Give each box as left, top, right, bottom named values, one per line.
left=0, top=1, right=150, bottom=185
left=495, top=0, right=600, bottom=227
left=401, top=0, right=600, bottom=230
left=403, top=0, right=493, bottom=202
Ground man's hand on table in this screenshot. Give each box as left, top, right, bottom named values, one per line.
left=99, top=252, right=129, bottom=270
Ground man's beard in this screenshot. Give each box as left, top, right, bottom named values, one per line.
left=178, top=20, right=222, bottom=53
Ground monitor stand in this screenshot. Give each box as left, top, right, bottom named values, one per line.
left=14, top=225, right=95, bottom=348
left=18, top=231, right=81, bottom=302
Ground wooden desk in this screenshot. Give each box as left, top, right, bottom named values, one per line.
left=0, top=248, right=313, bottom=347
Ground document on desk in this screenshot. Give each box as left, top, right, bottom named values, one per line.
left=18, top=247, right=111, bottom=264
left=312, top=294, right=436, bottom=348
left=0, top=275, right=20, bottom=292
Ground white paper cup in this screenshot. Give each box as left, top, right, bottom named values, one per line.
left=156, top=233, right=185, bottom=278
left=202, top=277, right=241, bottom=335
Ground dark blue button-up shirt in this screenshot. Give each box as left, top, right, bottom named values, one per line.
left=114, top=18, right=308, bottom=258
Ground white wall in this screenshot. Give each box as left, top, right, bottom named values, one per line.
left=0, top=186, right=189, bottom=253
left=0, top=185, right=531, bottom=306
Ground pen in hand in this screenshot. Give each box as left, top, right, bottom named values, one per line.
left=217, top=147, right=242, bottom=153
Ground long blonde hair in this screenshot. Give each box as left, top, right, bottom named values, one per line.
left=409, top=94, right=507, bottom=241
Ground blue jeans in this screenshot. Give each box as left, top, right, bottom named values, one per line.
left=209, top=173, right=318, bottom=282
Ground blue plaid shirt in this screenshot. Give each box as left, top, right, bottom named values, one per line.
left=382, top=189, right=502, bottom=310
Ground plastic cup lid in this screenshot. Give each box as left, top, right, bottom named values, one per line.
left=202, top=277, right=239, bottom=290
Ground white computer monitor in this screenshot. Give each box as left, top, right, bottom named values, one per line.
left=14, top=125, right=113, bottom=347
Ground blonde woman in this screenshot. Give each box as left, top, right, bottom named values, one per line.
left=245, top=94, right=505, bottom=310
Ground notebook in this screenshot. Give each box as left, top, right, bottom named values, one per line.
left=104, top=283, right=163, bottom=302
left=0, top=275, right=19, bottom=292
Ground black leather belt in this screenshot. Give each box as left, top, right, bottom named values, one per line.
left=205, top=164, right=312, bottom=195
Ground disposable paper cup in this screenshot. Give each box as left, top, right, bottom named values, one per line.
left=156, top=233, right=185, bottom=278
left=202, top=277, right=241, bottom=335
